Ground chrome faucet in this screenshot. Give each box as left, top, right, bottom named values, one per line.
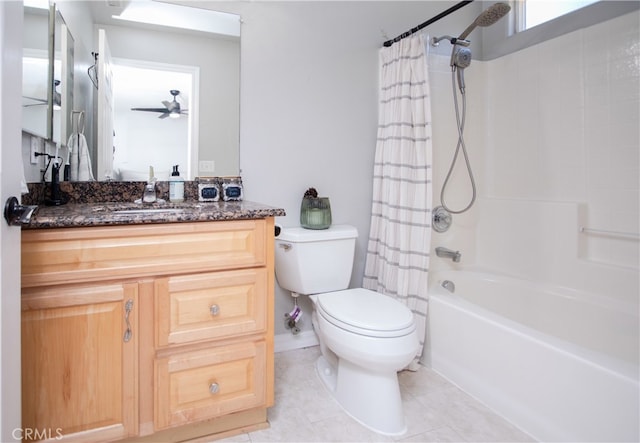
left=435, top=246, right=461, bottom=263
left=142, top=181, right=158, bottom=203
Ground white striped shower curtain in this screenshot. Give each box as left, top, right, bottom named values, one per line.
left=363, top=34, right=432, bottom=364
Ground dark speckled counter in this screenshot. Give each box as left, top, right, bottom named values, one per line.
left=25, top=200, right=286, bottom=229
left=22, top=180, right=286, bottom=229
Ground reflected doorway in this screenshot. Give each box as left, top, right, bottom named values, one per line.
left=111, top=59, right=198, bottom=180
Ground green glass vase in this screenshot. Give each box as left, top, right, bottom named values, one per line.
left=300, top=197, right=332, bottom=230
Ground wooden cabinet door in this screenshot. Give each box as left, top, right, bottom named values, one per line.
left=21, top=282, right=138, bottom=442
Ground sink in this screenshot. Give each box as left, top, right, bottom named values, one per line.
left=114, top=208, right=186, bottom=215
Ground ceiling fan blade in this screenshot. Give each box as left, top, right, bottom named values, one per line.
left=131, top=107, right=169, bottom=113
left=133, top=90, right=184, bottom=118
left=162, top=100, right=181, bottom=112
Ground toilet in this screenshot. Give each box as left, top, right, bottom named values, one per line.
left=274, top=225, right=419, bottom=436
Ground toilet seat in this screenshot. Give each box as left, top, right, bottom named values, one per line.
left=316, top=288, right=416, bottom=338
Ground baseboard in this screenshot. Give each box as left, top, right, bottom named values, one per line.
left=274, top=330, right=319, bottom=353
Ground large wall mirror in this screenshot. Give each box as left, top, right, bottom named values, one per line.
left=22, top=3, right=74, bottom=146
left=23, top=0, right=240, bottom=182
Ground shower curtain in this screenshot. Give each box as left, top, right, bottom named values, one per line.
left=363, top=34, right=432, bottom=365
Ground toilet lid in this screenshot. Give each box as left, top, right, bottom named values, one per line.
left=316, top=288, right=416, bottom=338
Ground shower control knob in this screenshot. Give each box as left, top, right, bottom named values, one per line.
left=432, top=206, right=453, bottom=233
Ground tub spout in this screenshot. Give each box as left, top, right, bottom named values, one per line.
left=435, top=246, right=461, bottom=263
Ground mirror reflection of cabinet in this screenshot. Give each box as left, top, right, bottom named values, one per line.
left=22, top=3, right=74, bottom=146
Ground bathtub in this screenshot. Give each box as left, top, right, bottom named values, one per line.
left=425, top=270, right=639, bottom=442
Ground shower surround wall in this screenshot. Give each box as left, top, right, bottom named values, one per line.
left=431, top=10, right=639, bottom=301
left=480, top=11, right=639, bottom=302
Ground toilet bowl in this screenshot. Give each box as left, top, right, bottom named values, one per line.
left=274, top=225, right=420, bottom=435
left=311, top=288, right=419, bottom=435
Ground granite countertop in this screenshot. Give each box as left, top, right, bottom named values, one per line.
left=25, top=200, right=286, bottom=229
left=21, top=180, right=285, bottom=229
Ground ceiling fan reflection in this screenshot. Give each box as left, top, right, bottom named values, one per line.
left=131, top=89, right=188, bottom=119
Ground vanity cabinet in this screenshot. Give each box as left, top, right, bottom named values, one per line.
left=21, top=218, right=275, bottom=442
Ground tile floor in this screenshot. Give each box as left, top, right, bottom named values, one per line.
left=218, top=346, right=535, bottom=442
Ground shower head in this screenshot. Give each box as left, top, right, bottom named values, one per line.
left=458, top=2, right=511, bottom=40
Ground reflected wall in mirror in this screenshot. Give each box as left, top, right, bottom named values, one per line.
left=22, top=4, right=50, bottom=139
left=52, top=1, right=240, bottom=181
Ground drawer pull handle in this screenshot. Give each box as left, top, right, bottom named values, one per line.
left=209, top=383, right=220, bottom=394
left=210, top=304, right=220, bottom=316
left=123, top=299, right=134, bottom=343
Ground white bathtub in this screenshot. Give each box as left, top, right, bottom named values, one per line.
left=426, top=270, right=639, bottom=442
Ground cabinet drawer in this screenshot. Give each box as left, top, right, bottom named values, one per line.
left=155, top=268, right=267, bottom=347
left=154, top=341, right=267, bottom=430
left=22, top=220, right=267, bottom=287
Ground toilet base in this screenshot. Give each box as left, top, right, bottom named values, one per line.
left=315, top=355, right=407, bottom=436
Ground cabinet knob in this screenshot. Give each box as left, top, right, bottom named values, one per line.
left=210, top=304, right=220, bottom=316
left=209, top=383, right=220, bottom=394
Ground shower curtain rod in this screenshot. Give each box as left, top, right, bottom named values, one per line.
left=383, top=0, right=474, bottom=47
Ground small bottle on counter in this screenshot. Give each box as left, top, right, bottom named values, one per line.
left=169, top=165, right=184, bottom=202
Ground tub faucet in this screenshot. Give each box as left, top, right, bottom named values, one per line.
left=436, top=246, right=461, bottom=263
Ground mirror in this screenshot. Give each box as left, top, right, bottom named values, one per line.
left=55, top=8, right=74, bottom=146
left=22, top=3, right=51, bottom=140
left=22, top=3, right=74, bottom=145
left=55, top=1, right=240, bottom=181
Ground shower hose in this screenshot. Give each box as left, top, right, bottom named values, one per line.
left=440, top=66, right=477, bottom=214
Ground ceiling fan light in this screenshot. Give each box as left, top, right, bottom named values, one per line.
left=169, top=111, right=180, bottom=119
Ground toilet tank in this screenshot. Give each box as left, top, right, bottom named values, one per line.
left=275, top=225, right=358, bottom=295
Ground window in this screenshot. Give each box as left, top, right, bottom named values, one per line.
left=516, top=0, right=600, bottom=31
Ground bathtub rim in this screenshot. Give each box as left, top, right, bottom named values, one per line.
left=430, top=266, right=639, bottom=317
left=427, top=268, right=640, bottom=384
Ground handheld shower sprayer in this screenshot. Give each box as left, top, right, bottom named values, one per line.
left=452, top=47, right=471, bottom=91
left=435, top=2, right=511, bottom=215
left=457, top=1, right=512, bottom=40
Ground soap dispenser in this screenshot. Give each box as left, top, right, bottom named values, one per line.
left=169, top=165, right=184, bottom=202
